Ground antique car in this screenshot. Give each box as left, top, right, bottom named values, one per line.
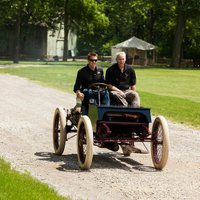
left=53, top=83, right=169, bottom=170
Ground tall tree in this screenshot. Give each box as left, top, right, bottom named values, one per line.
left=171, top=0, right=200, bottom=67
left=62, top=0, right=109, bottom=60
left=0, top=0, right=24, bottom=63
left=89, top=0, right=176, bottom=57
left=14, top=13, right=21, bottom=63
left=0, top=0, right=62, bottom=63
left=171, top=0, right=187, bottom=68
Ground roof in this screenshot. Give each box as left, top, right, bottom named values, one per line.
left=112, top=36, right=156, bottom=50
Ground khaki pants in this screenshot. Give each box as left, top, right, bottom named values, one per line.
left=110, top=89, right=140, bottom=107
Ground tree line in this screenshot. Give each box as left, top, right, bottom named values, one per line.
left=0, top=0, right=199, bottom=67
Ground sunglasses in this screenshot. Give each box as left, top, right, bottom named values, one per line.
left=89, top=59, right=97, bottom=62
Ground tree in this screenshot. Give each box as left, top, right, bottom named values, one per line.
left=87, top=0, right=176, bottom=57
left=62, top=0, right=109, bottom=60
left=0, top=0, right=24, bottom=63
left=77, top=0, right=142, bottom=55
left=0, top=0, right=62, bottom=63
left=171, top=0, right=187, bottom=67
left=0, top=0, right=199, bottom=64
left=171, top=0, right=200, bottom=67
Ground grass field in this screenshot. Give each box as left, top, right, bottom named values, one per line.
left=0, top=61, right=199, bottom=129
left=0, top=158, right=70, bottom=200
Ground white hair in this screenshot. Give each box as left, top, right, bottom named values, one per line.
left=116, top=51, right=126, bottom=59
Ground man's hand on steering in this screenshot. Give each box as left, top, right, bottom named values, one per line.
left=76, top=90, right=84, bottom=101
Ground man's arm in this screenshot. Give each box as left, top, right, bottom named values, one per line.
left=74, top=70, right=85, bottom=101
left=107, top=84, right=126, bottom=97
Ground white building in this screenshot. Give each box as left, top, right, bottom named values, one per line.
left=47, top=26, right=77, bottom=60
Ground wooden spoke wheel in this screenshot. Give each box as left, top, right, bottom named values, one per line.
left=77, top=116, right=93, bottom=170
left=53, top=107, right=67, bottom=155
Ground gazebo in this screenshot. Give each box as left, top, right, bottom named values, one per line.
left=111, top=36, right=156, bottom=66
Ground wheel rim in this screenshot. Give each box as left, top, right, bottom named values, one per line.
left=53, top=107, right=66, bottom=155
left=77, top=116, right=93, bottom=169
left=152, top=121, right=163, bottom=164
left=53, top=113, right=61, bottom=150
left=78, top=122, right=87, bottom=163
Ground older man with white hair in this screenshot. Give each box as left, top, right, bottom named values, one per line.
left=106, top=51, right=140, bottom=107
left=105, top=51, right=142, bottom=155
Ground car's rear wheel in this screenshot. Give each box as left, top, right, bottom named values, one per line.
left=53, top=107, right=67, bottom=155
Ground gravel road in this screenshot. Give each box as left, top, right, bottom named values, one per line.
left=0, top=74, right=200, bottom=200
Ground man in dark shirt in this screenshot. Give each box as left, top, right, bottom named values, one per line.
left=106, top=51, right=140, bottom=107
left=106, top=51, right=142, bottom=155
left=73, top=52, right=109, bottom=114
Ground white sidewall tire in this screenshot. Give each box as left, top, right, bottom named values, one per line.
left=53, top=107, right=67, bottom=155
left=151, top=116, right=170, bottom=170
left=77, top=115, right=93, bottom=170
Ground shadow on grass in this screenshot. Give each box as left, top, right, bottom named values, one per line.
left=35, top=151, right=156, bottom=172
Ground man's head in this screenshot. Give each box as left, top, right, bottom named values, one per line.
left=88, top=52, right=98, bottom=70
left=116, top=52, right=126, bottom=69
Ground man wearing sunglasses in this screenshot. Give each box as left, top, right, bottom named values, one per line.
left=73, top=52, right=109, bottom=115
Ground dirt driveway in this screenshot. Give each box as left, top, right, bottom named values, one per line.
left=0, top=74, right=200, bottom=200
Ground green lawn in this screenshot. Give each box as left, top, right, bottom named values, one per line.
left=137, top=68, right=200, bottom=103
left=0, top=62, right=199, bottom=129
left=136, top=68, right=200, bottom=128
left=0, top=158, right=70, bottom=200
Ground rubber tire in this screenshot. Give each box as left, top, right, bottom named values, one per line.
left=77, top=116, right=93, bottom=170
left=53, top=107, right=67, bottom=155
left=151, top=116, right=170, bottom=170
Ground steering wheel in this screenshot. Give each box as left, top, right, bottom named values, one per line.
left=88, top=82, right=108, bottom=90
left=88, top=83, right=109, bottom=106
